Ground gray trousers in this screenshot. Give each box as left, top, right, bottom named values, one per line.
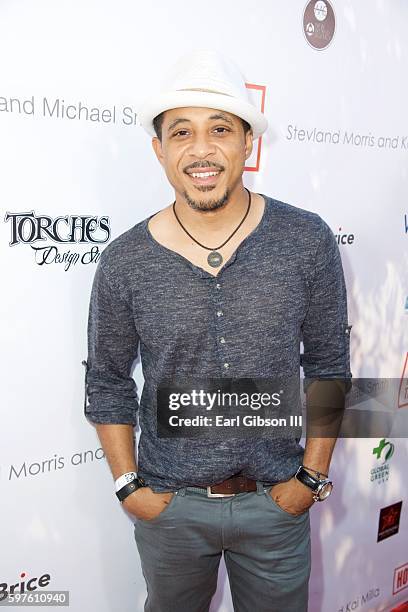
left=133, top=481, right=311, bottom=612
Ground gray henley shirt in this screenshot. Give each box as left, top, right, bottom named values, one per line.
left=83, top=193, right=352, bottom=492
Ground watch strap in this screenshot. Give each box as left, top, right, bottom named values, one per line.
left=116, top=476, right=147, bottom=503
left=295, top=466, right=321, bottom=491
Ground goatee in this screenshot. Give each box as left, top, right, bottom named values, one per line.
left=182, top=188, right=230, bottom=212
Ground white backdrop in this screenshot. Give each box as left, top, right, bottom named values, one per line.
left=1, top=1, right=408, bottom=611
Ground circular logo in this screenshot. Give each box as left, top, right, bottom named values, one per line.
left=303, top=0, right=335, bottom=50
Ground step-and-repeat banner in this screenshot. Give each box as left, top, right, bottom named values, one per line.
left=1, top=1, right=407, bottom=611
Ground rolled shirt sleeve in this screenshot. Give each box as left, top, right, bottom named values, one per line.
left=84, top=261, right=140, bottom=425
left=300, top=217, right=353, bottom=394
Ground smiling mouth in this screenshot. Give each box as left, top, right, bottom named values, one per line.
left=186, top=170, right=223, bottom=185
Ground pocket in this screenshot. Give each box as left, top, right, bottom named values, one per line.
left=263, top=486, right=307, bottom=519
left=135, top=491, right=179, bottom=525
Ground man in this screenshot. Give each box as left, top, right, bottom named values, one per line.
left=83, top=48, right=352, bottom=612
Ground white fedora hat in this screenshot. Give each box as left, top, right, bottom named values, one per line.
left=137, top=48, right=268, bottom=140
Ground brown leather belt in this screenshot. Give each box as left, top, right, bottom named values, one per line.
left=194, top=473, right=258, bottom=497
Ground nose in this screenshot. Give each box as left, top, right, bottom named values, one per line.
left=186, top=131, right=217, bottom=159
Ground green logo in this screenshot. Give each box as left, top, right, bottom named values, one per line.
left=372, top=438, right=395, bottom=461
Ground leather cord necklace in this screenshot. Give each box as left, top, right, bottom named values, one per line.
left=172, top=187, right=252, bottom=268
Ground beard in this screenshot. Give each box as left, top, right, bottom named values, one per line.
left=182, top=186, right=230, bottom=212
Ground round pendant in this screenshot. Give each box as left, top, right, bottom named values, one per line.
left=207, top=251, right=223, bottom=268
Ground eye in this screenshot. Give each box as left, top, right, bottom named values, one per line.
left=214, top=127, right=230, bottom=134
left=173, top=129, right=189, bottom=137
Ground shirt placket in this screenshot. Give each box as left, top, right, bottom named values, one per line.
left=211, top=277, right=231, bottom=375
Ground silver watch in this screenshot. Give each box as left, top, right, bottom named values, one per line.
left=294, top=465, right=333, bottom=501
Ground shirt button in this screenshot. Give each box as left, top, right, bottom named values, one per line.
left=223, top=362, right=230, bottom=369
left=217, top=310, right=223, bottom=317
left=216, top=283, right=221, bottom=289
left=220, top=337, right=226, bottom=344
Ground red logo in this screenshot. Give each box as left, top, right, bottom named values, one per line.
left=393, top=563, right=408, bottom=595
left=244, top=83, right=266, bottom=173
left=377, top=501, right=402, bottom=542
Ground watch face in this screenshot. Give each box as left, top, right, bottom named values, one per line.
left=318, top=482, right=333, bottom=500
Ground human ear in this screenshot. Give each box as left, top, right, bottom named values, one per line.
left=151, top=137, right=165, bottom=167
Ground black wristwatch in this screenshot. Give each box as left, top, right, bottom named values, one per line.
left=294, top=466, right=333, bottom=502
left=116, top=476, right=147, bottom=503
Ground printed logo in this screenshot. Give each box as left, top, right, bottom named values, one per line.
left=303, top=0, right=336, bottom=50
left=0, top=571, right=50, bottom=601
left=4, top=211, right=111, bottom=271
left=370, top=438, right=395, bottom=485
left=373, top=438, right=395, bottom=461
left=370, top=438, right=395, bottom=484
left=377, top=501, right=402, bottom=542
left=393, top=563, right=408, bottom=596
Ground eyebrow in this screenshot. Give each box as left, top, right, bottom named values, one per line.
left=167, top=113, right=234, bottom=133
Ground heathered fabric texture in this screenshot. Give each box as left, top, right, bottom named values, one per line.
left=84, top=193, right=352, bottom=492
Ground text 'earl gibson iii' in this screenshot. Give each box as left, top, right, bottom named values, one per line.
left=167, top=415, right=303, bottom=428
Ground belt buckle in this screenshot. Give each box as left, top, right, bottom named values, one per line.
left=206, top=485, right=236, bottom=498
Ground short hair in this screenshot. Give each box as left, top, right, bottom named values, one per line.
left=152, top=111, right=252, bottom=142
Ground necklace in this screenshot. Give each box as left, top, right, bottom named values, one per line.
left=172, top=188, right=252, bottom=268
